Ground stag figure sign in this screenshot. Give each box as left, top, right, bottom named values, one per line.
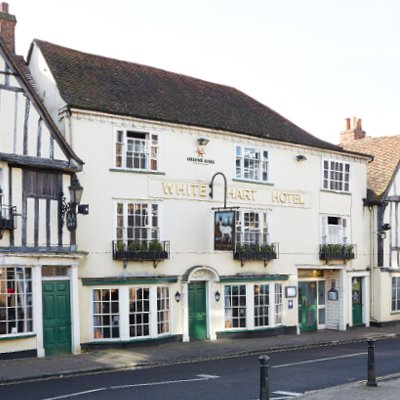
left=214, top=210, right=235, bottom=250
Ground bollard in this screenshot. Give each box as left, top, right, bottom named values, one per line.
left=259, top=355, right=270, bottom=400
left=367, top=338, right=378, bottom=387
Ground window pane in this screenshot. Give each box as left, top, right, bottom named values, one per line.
left=235, top=145, right=268, bottom=182
left=323, top=160, right=350, bottom=192
left=0, top=267, right=33, bottom=336
left=129, top=288, right=150, bottom=337
left=157, top=287, right=170, bottom=334
left=254, top=284, right=269, bottom=327
left=224, top=285, right=246, bottom=328
left=92, top=288, right=119, bottom=339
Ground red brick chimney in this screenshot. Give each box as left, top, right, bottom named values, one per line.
left=0, top=2, right=16, bottom=53
left=340, top=117, right=366, bottom=145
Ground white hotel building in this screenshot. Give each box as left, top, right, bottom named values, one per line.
left=0, top=4, right=374, bottom=356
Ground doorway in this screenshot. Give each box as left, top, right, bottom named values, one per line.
left=42, top=280, right=71, bottom=355
left=298, top=281, right=317, bottom=332
left=188, top=281, right=207, bottom=340
left=352, top=277, right=363, bottom=325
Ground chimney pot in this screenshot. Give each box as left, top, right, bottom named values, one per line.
left=340, top=116, right=366, bottom=145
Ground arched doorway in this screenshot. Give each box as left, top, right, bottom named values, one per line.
left=183, top=266, right=219, bottom=341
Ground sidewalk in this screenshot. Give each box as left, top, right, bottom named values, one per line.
left=0, top=324, right=400, bottom=399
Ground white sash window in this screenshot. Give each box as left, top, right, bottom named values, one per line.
left=235, top=145, right=269, bottom=183
left=321, top=215, right=349, bottom=244
left=322, top=159, right=350, bottom=192
left=235, top=209, right=269, bottom=245
left=115, top=129, right=159, bottom=171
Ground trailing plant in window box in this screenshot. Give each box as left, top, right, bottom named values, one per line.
left=112, top=240, right=170, bottom=262
left=319, top=243, right=356, bottom=260
left=233, top=242, right=278, bottom=261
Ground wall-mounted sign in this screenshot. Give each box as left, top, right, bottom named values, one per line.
left=285, top=286, right=297, bottom=298
left=159, top=181, right=257, bottom=202
left=162, top=182, right=208, bottom=197
left=187, top=143, right=216, bottom=165
left=214, top=210, right=235, bottom=251
left=272, top=191, right=304, bottom=205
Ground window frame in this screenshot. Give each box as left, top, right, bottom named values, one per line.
left=0, top=267, right=33, bottom=337
left=322, top=159, right=350, bottom=192
left=114, top=129, right=160, bottom=172
left=235, top=209, right=270, bottom=245
left=92, top=288, right=120, bottom=340
left=320, top=215, right=349, bottom=244
left=224, top=282, right=284, bottom=330
left=235, top=144, right=269, bottom=183
left=115, top=201, right=161, bottom=244
left=91, top=285, right=171, bottom=341
left=392, top=277, right=400, bottom=312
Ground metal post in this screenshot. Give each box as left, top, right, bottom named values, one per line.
left=367, top=338, right=377, bottom=387
left=259, top=355, right=270, bottom=400
left=209, top=172, right=227, bottom=209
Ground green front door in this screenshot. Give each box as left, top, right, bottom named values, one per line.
left=352, top=277, right=363, bottom=325
left=42, top=281, right=71, bottom=356
left=188, top=282, right=207, bottom=340
left=298, top=282, right=317, bottom=332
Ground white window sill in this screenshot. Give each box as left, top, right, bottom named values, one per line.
left=109, top=168, right=165, bottom=175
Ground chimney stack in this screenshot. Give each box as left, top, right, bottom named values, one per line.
left=340, top=117, right=366, bottom=145
left=0, top=2, right=16, bottom=53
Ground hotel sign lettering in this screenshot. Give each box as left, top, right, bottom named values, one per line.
left=161, top=181, right=257, bottom=202
left=272, top=191, right=304, bottom=205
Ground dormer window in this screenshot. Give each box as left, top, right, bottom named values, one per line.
left=115, top=130, right=159, bottom=171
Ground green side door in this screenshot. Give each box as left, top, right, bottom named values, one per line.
left=352, top=277, right=363, bottom=325
left=188, top=282, right=207, bottom=340
left=42, top=281, right=72, bottom=356
left=298, top=281, right=317, bottom=332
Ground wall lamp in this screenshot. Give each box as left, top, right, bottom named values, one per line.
left=175, top=291, right=182, bottom=302
left=197, top=138, right=210, bottom=146
left=378, top=223, right=391, bottom=240
left=215, top=291, right=221, bottom=302
left=60, top=174, right=89, bottom=233
left=296, top=154, right=307, bottom=161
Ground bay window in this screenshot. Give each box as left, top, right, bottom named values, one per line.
left=224, top=282, right=284, bottom=330
left=0, top=267, right=33, bottom=336
left=115, top=129, right=159, bottom=171
left=92, top=286, right=170, bottom=340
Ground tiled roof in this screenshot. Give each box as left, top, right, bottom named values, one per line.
left=342, top=136, right=400, bottom=202
left=0, top=38, right=83, bottom=170
left=32, top=39, right=347, bottom=153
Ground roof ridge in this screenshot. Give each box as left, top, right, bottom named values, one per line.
left=32, top=39, right=352, bottom=154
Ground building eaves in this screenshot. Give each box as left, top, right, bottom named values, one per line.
left=32, top=39, right=356, bottom=155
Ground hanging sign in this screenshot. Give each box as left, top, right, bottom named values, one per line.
left=214, top=210, right=235, bottom=251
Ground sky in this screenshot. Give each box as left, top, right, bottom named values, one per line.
left=9, top=0, right=400, bottom=145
